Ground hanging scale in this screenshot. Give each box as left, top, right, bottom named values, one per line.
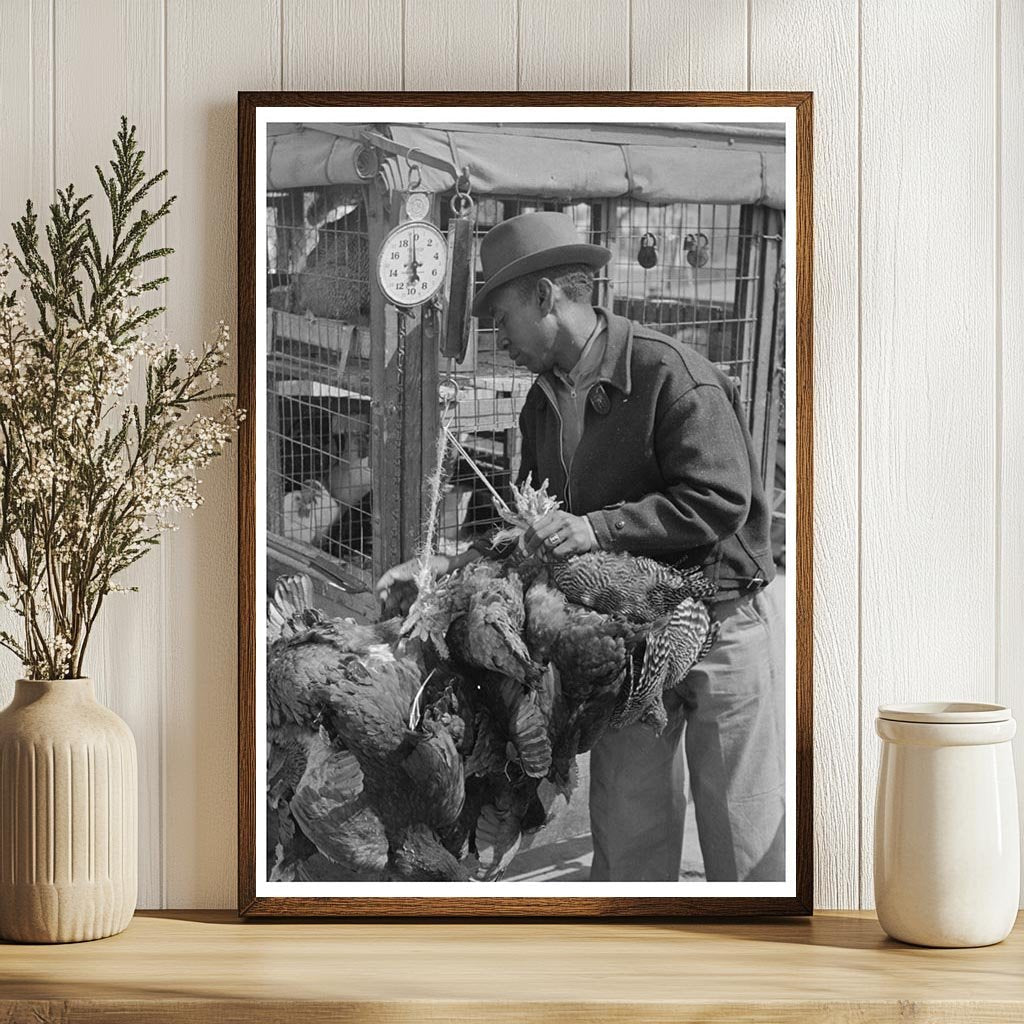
left=375, top=159, right=448, bottom=308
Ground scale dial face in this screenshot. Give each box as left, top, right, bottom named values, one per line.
left=376, top=221, right=447, bottom=307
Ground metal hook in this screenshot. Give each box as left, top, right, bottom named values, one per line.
left=439, top=373, right=462, bottom=401
left=438, top=374, right=461, bottom=428
left=405, top=148, right=428, bottom=191
left=450, top=192, right=475, bottom=217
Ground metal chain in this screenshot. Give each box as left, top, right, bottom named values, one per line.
left=450, top=165, right=475, bottom=217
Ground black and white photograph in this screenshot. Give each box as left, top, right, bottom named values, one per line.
left=240, top=96, right=810, bottom=916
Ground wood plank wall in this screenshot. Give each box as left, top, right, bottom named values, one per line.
left=0, top=0, right=1015, bottom=911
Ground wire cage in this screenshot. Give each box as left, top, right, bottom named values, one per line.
left=266, top=186, right=378, bottom=612
left=265, top=151, right=786, bottom=620
left=436, top=194, right=785, bottom=567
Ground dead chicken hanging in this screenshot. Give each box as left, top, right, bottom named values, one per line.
left=397, top=462, right=721, bottom=877
left=265, top=460, right=720, bottom=883
left=266, top=575, right=473, bottom=883
left=409, top=462, right=721, bottom=740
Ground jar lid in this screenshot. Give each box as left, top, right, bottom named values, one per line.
left=877, top=702, right=1011, bottom=724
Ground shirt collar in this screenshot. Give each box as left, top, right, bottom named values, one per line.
left=553, top=311, right=606, bottom=389
left=594, top=306, right=633, bottom=396
left=540, top=307, right=634, bottom=397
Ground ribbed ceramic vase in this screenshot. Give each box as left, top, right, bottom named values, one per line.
left=0, top=678, right=137, bottom=942
left=874, top=702, right=1019, bottom=948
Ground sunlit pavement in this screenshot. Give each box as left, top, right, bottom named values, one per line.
left=503, top=752, right=706, bottom=882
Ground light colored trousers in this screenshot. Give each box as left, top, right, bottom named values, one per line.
left=589, top=579, right=786, bottom=882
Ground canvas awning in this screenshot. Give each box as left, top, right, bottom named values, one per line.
left=266, top=122, right=786, bottom=209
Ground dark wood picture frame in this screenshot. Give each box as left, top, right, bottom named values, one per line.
left=238, top=91, right=813, bottom=917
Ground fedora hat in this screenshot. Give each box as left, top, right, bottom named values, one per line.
left=471, top=211, right=612, bottom=318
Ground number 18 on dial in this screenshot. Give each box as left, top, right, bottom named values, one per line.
left=376, top=221, right=448, bottom=307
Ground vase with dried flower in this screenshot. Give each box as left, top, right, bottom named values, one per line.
left=0, top=119, right=241, bottom=942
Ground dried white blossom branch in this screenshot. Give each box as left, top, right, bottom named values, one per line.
left=0, top=118, right=243, bottom=679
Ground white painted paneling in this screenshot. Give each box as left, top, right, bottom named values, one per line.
left=0, top=0, right=1018, bottom=911
left=631, top=0, right=747, bottom=91
left=163, top=0, right=280, bottom=909
left=284, top=0, right=402, bottom=91
left=750, top=0, right=860, bottom=910
left=0, top=0, right=51, bottom=222
left=53, top=0, right=167, bottom=909
left=0, top=0, right=52, bottom=699
left=1000, top=0, right=1024, bottom=898
left=859, top=0, right=998, bottom=908
left=519, top=0, right=629, bottom=90
left=405, top=0, right=516, bottom=90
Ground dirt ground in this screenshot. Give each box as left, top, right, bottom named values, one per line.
left=503, top=753, right=706, bottom=882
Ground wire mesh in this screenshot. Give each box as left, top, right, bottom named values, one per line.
left=266, top=187, right=375, bottom=589
left=434, top=195, right=770, bottom=559
left=264, top=184, right=785, bottom=594
left=608, top=200, right=759, bottom=415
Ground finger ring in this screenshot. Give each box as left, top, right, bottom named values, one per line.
left=548, top=534, right=560, bottom=547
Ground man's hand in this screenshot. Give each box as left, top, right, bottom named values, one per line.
left=374, top=548, right=484, bottom=617
left=375, top=554, right=450, bottom=618
left=523, top=511, right=598, bottom=559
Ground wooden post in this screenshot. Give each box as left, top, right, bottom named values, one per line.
left=731, top=204, right=761, bottom=406
left=750, top=207, right=784, bottom=489
left=400, top=307, right=424, bottom=562
left=590, top=199, right=612, bottom=308
left=420, top=302, right=441, bottom=543
left=402, top=197, right=443, bottom=562
left=764, top=246, right=787, bottom=495
left=365, top=184, right=403, bottom=586
left=265, top=309, right=284, bottom=538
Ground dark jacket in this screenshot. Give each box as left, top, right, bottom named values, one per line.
left=515, top=309, right=775, bottom=599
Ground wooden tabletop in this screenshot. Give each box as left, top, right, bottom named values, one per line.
left=2, top=910, right=1022, bottom=1023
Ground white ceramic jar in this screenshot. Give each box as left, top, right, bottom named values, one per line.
left=874, top=702, right=1019, bottom=947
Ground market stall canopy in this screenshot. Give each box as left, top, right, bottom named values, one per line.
left=266, top=122, right=786, bottom=209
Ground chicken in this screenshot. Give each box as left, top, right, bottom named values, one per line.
left=389, top=822, right=465, bottom=882
left=287, top=728, right=388, bottom=880
left=389, top=465, right=721, bottom=878
left=281, top=481, right=339, bottom=546
left=442, top=560, right=542, bottom=686
left=548, top=550, right=717, bottom=620
left=524, top=572, right=648, bottom=757
left=484, top=476, right=721, bottom=740
left=611, top=596, right=718, bottom=732
left=402, top=676, right=468, bottom=835
left=267, top=576, right=332, bottom=875
left=328, top=453, right=373, bottom=511
left=266, top=573, right=324, bottom=643
left=539, top=552, right=720, bottom=734
left=427, top=663, right=559, bottom=880
left=266, top=574, right=470, bottom=882
left=268, top=452, right=722, bottom=884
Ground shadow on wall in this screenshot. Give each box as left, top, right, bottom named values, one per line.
left=160, top=100, right=242, bottom=905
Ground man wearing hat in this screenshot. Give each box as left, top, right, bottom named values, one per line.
left=376, top=211, right=784, bottom=883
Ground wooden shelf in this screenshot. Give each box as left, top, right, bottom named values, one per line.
left=2, top=910, right=1022, bottom=1022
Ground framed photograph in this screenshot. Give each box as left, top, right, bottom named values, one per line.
left=238, top=92, right=812, bottom=917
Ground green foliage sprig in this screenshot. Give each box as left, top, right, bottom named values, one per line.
left=0, top=117, right=242, bottom=679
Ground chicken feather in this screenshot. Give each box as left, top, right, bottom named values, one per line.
left=267, top=584, right=470, bottom=882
